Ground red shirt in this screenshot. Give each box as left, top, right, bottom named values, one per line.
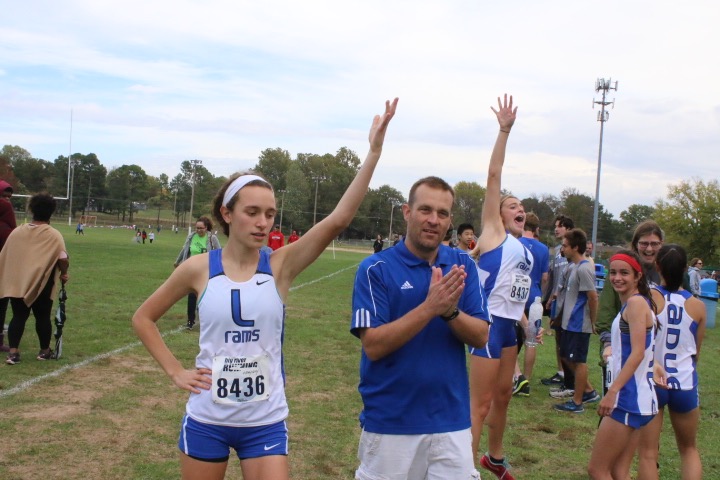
left=288, top=233, right=300, bottom=244
left=268, top=231, right=285, bottom=250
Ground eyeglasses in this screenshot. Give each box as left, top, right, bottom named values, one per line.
left=637, top=241, right=662, bottom=249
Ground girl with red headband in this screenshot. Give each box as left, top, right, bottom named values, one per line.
left=588, top=249, right=657, bottom=479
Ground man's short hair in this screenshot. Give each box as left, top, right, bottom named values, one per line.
left=524, top=212, right=540, bottom=232
left=564, top=228, right=587, bottom=254
left=457, top=223, right=474, bottom=236
left=555, top=215, right=575, bottom=229
left=408, top=176, right=454, bottom=206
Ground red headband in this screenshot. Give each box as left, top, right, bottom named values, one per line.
left=610, top=253, right=642, bottom=273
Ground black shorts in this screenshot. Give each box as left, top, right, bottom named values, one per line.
left=560, top=330, right=591, bottom=363
left=515, top=322, right=526, bottom=353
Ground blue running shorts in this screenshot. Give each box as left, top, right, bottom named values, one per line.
left=470, top=316, right=517, bottom=359
left=178, top=415, right=288, bottom=462
left=655, top=385, right=699, bottom=413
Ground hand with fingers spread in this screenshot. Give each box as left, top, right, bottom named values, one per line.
left=491, top=93, right=518, bottom=133
left=426, top=265, right=466, bottom=318
left=171, top=367, right=213, bottom=394
left=369, top=98, right=399, bottom=154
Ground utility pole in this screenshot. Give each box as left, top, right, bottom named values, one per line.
left=591, top=78, right=618, bottom=258
left=278, top=189, right=287, bottom=231
left=66, top=109, right=73, bottom=225
left=187, top=159, right=202, bottom=234
left=388, top=201, right=398, bottom=242
left=312, top=176, right=321, bottom=226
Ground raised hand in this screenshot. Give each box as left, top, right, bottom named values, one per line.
left=490, top=93, right=517, bottom=132
left=369, top=98, right=399, bottom=153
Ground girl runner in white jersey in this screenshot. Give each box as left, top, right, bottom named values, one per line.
left=637, top=244, right=706, bottom=480
left=468, top=94, right=532, bottom=480
left=133, top=98, right=397, bottom=480
left=588, top=250, right=657, bottom=480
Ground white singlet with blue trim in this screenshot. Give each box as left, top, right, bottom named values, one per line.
left=610, top=300, right=657, bottom=416
left=478, top=233, right=533, bottom=321
left=186, top=248, right=287, bottom=427
left=653, top=286, right=699, bottom=390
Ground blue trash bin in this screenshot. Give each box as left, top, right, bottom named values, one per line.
left=699, top=278, right=718, bottom=329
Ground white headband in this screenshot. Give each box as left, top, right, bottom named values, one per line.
left=222, top=175, right=272, bottom=207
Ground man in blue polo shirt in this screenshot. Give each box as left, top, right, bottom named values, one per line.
left=351, top=176, right=490, bottom=479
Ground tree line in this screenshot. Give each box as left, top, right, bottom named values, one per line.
left=1, top=144, right=717, bottom=264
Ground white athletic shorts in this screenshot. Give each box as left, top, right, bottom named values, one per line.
left=355, top=428, right=477, bottom=480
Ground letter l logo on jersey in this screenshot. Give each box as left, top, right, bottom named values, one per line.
left=231, top=289, right=255, bottom=327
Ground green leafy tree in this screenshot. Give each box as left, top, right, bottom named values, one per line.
left=282, top=161, right=311, bottom=233
left=654, top=178, right=720, bottom=264
left=254, top=148, right=291, bottom=191
left=452, top=181, right=486, bottom=225
left=12, top=156, right=55, bottom=193
left=105, top=165, right=149, bottom=222
left=619, top=204, right=656, bottom=237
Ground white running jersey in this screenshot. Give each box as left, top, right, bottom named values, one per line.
left=653, top=286, right=699, bottom=390
left=478, top=233, right=533, bottom=321
left=610, top=299, right=657, bottom=416
left=186, top=249, right=287, bottom=427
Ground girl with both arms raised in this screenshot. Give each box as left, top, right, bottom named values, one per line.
left=133, top=98, right=397, bottom=480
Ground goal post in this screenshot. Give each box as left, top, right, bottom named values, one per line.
left=79, top=215, right=97, bottom=226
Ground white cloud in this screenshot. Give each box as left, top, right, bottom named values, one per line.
left=1, top=0, right=719, bottom=220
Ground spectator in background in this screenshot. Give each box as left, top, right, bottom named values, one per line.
left=288, top=230, right=300, bottom=244
left=148, top=231, right=155, bottom=244
left=0, top=193, right=69, bottom=364
left=174, top=216, right=221, bottom=330
left=442, top=223, right=455, bottom=246
left=688, top=258, right=702, bottom=296
left=268, top=225, right=285, bottom=251
left=584, top=240, right=595, bottom=268
left=372, top=234, right=384, bottom=253
left=456, top=223, right=476, bottom=252
left=75, top=222, right=84, bottom=235
left=514, top=212, right=549, bottom=397
left=392, top=233, right=400, bottom=246
left=540, top=214, right=575, bottom=388
left=0, top=180, right=17, bottom=352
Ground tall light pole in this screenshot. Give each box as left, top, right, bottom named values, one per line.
left=388, top=201, right=399, bottom=241
left=278, top=189, right=287, bottom=231
left=187, top=159, right=202, bottom=234
left=312, top=176, right=321, bottom=226
left=66, top=110, right=73, bottom=225
left=591, top=78, right=618, bottom=257
left=68, top=156, right=76, bottom=225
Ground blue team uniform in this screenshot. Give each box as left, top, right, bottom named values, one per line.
left=471, top=234, right=532, bottom=358
left=653, top=286, right=700, bottom=412
left=351, top=240, right=490, bottom=435
left=518, top=236, right=549, bottom=312
left=609, top=298, right=657, bottom=425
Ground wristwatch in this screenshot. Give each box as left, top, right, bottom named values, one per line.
left=441, top=308, right=460, bottom=322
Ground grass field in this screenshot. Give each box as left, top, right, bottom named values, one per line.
left=0, top=224, right=718, bottom=479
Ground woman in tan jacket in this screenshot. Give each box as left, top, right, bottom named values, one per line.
left=0, top=193, right=69, bottom=364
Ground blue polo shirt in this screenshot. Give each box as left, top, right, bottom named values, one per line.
left=518, top=237, right=550, bottom=310
left=351, top=240, right=490, bottom=434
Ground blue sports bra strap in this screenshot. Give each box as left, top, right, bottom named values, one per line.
left=209, top=248, right=224, bottom=278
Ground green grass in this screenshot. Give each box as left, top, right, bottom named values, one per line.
left=0, top=227, right=718, bottom=479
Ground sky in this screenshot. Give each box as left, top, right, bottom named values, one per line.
left=1, top=0, right=719, bottom=217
